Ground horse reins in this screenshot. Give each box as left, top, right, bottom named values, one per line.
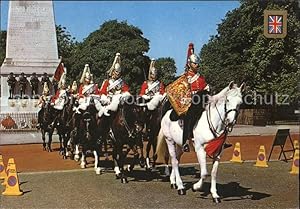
left=207, top=96, right=239, bottom=138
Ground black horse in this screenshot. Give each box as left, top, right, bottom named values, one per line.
left=71, top=98, right=102, bottom=174
left=109, top=95, right=147, bottom=183
left=40, top=100, right=56, bottom=152
left=52, top=93, right=76, bottom=159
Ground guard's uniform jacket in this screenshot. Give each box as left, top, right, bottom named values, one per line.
left=78, top=83, right=100, bottom=97
left=186, top=70, right=207, bottom=94
left=99, top=78, right=129, bottom=96
left=139, top=80, right=165, bottom=96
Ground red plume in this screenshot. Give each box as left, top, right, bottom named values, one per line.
left=186, top=43, right=194, bottom=67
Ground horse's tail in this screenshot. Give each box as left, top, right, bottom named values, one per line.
left=155, top=128, right=168, bottom=163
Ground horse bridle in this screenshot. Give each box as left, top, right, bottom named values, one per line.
left=207, top=96, right=239, bottom=138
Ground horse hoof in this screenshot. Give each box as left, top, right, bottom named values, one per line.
left=178, top=189, right=186, bottom=195
left=139, top=158, right=146, bottom=168
left=170, top=184, right=177, bottom=189
left=63, top=155, right=67, bottom=160
left=74, top=156, right=80, bottom=162
left=191, top=187, right=197, bottom=192
left=116, top=174, right=121, bottom=179
left=127, top=165, right=133, bottom=172
left=43, top=147, right=46, bottom=151
left=213, top=197, right=221, bottom=204
left=80, top=164, right=86, bottom=169
left=95, top=168, right=102, bottom=175
left=121, top=177, right=128, bottom=184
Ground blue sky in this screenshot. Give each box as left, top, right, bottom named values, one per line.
left=1, top=1, right=240, bottom=75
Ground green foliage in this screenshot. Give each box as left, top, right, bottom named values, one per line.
left=56, top=25, right=78, bottom=73
left=0, top=30, right=6, bottom=64
left=155, top=57, right=177, bottom=86
left=200, top=0, right=300, bottom=104
left=68, top=20, right=151, bottom=94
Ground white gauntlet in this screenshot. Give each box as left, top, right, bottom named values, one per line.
left=100, top=94, right=110, bottom=105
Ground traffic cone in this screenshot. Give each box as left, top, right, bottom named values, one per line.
left=254, top=145, right=268, bottom=167
left=2, top=163, right=23, bottom=196
left=293, top=140, right=299, bottom=150
left=290, top=140, right=299, bottom=158
left=290, top=149, right=299, bottom=175
left=230, top=142, right=243, bottom=163
left=6, top=158, right=15, bottom=172
left=2, top=158, right=15, bottom=186
left=0, top=154, right=7, bottom=180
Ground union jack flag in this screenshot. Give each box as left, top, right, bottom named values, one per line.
left=268, top=15, right=283, bottom=34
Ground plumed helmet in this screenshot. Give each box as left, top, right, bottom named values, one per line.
left=188, top=53, right=200, bottom=64
left=71, top=81, right=77, bottom=92
left=186, top=43, right=194, bottom=67
left=42, top=82, right=50, bottom=95
left=148, top=58, right=158, bottom=80
left=108, top=53, right=122, bottom=76
left=80, top=64, right=91, bottom=83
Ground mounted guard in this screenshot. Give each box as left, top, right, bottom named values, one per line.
left=51, top=70, right=68, bottom=110
left=166, top=43, right=210, bottom=152
left=139, top=58, right=166, bottom=110
left=75, top=64, right=101, bottom=113
left=99, top=52, right=130, bottom=117
left=36, top=82, right=52, bottom=129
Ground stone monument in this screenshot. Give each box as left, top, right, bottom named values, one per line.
left=0, top=1, right=60, bottom=113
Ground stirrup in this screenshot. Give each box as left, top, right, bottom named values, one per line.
left=224, top=143, right=232, bottom=149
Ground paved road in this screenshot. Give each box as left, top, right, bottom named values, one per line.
left=1, top=125, right=299, bottom=145
left=0, top=162, right=298, bottom=209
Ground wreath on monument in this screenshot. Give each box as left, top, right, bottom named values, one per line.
left=1, top=115, right=17, bottom=129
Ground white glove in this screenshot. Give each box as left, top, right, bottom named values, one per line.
left=142, top=95, right=151, bottom=100
left=100, top=94, right=110, bottom=105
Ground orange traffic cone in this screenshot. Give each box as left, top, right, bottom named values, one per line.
left=293, top=140, right=299, bottom=150
left=254, top=145, right=268, bottom=167
left=230, top=142, right=243, bottom=163
left=6, top=158, right=15, bottom=173
left=290, top=149, right=299, bottom=175
left=2, top=158, right=15, bottom=186
left=2, top=163, right=23, bottom=196
left=0, top=154, right=7, bottom=180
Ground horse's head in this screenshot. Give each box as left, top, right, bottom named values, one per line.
left=223, top=82, right=245, bottom=128
left=119, top=95, right=147, bottom=134
left=42, top=100, right=53, bottom=124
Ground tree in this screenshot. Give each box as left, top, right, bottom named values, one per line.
left=155, top=57, right=177, bottom=86
left=0, top=31, right=6, bottom=64
left=68, top=20, right=150, bottom=94
left=200, top=0, right=300, bottom=104
left=55, top=25, right=78, bottom=71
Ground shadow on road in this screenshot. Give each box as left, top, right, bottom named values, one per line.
left=188, top=181, right=271, bottom=201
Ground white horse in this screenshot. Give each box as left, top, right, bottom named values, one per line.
left=156, top=81, right=245, bottom=203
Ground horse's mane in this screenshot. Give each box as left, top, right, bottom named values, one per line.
left=207, top=84, right=241, bottom=108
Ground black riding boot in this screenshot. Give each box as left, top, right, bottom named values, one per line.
left=182, top=116, right=192, bottom=152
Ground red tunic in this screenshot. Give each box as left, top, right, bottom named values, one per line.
left=99, top=79, right=130, bottom=95
left=51, top=90, right=60, bottom=103
left=78, top=84, right=100, bottom=98
left=139, top=81, right=165, bottom=96
left=186, top=70, right=207, bottom=92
